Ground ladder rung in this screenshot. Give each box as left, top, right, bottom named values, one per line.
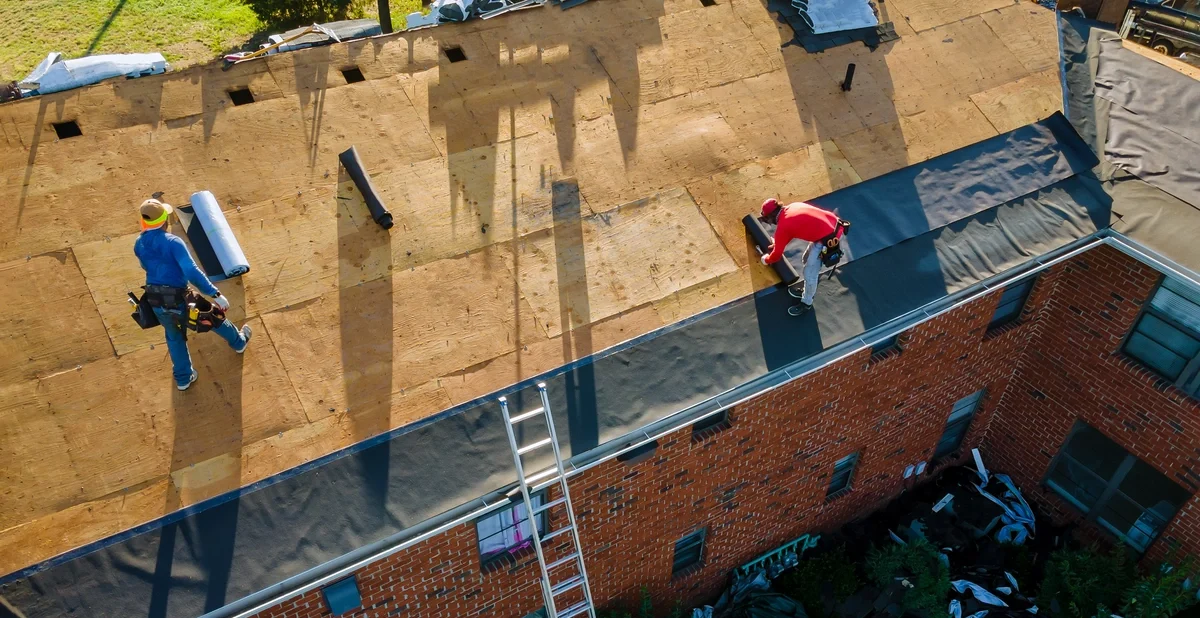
left=535, top=497, right=567, bottom=515
left=552, top=575, right=584, bottom=596
left=509, top=407, right=545, bottom=424
left=546, top=552, right=579, bottom=571
left=517, top=437, right=553, bottom=455
left=559, top=601, right=591, bottom=618
left=525, top=466, right=559, bottom=485
left=541, top=525, right=574, bottom=543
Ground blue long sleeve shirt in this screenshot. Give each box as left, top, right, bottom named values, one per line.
left=133, top=228, right=220, bottom=297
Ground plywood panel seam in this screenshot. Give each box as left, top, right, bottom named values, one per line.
left=968, top=97, right=1003, bottom=136
left=70, top=246, right=123, bottom=362
left=375, top=77, right=444, bottom=159
left=681, top=186, right=739, bottom=265
left=258, top=313, right=317, bottom=425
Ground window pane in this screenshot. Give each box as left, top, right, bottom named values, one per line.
left=1126, top=331, right=1189, bottom=379
left=1135, top=313, right=1200, bottom=360
left=948, top=390, right=984, bottom=422
left=323, top=577, right=363, bottom=615
left=1046, top=456, right=1109, bottom=510
left=1153, top=278, right=1200, bottom=334
left=1118, top=459, right=1191, bottom=512
left=827, top=453, right=859, bottom=496
left=1061, top=425, right=1127, bottom=480
left=871, top=335, right=899, bottom=354
left=1097, top=492, right=1172, bottom=552
left=999, top=279, right=1035, bottom=304
left=990, top=280, right=1034, bottom=326
left=673, top=529, right=706, bottom=574
left=1125, top=332, right=1188, bottom=379
left=934, top=391, right=983, bottom=459
left=693, top=410, right=730, bottom=434
left=991, top=300, right=1023, bottom=325
left=934, top=421, right=969, bottom=459
left=477, top=495, right=544, bottom=558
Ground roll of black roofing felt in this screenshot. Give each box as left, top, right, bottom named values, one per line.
left=742, top=214, right=800, bottom=285
left=338, top=145, right=394, bottom=230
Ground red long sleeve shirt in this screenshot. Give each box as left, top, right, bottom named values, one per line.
left=764, top=202, right=839, bottom=264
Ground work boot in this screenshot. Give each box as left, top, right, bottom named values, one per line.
left=177, top=370, right=199, bottom=391
left=787, top=302, right=813, bottom=317
left=236, top=324, right=253, bottom=354
left=788, top=282, right=805, bottom=299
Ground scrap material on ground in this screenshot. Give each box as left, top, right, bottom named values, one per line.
left=0, top=0, right=1065, bottom=593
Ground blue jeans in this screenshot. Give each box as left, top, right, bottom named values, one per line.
left=152, top=306, right=246, bottom=386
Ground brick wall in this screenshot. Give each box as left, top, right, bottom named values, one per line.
left=982, top=244, right=1200, bottom=564
left=250, top=246, right=1200, bottom=618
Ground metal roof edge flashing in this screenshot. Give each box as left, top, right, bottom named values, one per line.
left=1104, top=231, right=1200, bottom=288
left=206, top=231, right=1112, bottom=618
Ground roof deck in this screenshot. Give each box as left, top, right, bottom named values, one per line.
left=0, top=0, right=1062, bottom=577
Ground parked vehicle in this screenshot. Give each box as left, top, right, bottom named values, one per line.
left=1122, top=0, right=1200, bottom=57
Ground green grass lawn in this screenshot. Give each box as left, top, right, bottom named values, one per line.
left=0, top=0, right=421, bottom=83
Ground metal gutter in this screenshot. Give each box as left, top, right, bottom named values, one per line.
left=205, top=230, right=1121, bottom=618
left=1103, top=231, right=1200, bottom=289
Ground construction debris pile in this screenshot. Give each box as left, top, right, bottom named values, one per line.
left=695, top=451, right=1068, bottom=618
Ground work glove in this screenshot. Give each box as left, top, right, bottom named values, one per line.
left=760, top=254, right=770, bottom=266
left=212, top=293, right=230, bottom=312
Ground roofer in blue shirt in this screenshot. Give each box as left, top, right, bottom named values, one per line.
left=135, top=198, right=251, bottom=391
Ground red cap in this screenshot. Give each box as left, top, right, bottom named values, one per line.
left=761, top=198, right=780, bottom=218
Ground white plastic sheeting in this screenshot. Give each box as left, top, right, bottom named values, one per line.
left=19, top=52, right=167, bottom=95
left=952, top=581, right=1009, bottom=607
left=970, top=448, right=1037, bottom=544
left=793, top=0, right=878, bottom=34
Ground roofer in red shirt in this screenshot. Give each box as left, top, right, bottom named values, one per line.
left=759, top=198, right=849, bottom=316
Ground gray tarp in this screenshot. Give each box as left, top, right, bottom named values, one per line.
left=1094, top=38, right=1200, bottom=206
left=1058, top=12, right=1200, bottom=274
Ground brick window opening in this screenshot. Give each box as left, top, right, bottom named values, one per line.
left=476, top=494, right=546, bottom=569
left=825, top=451, right=860, bottom=500
left=341, top=67, right=366, bottom=83
left=986, top=277, right=1037, bottom=333
left=321, top=576, right=362, bottom=615
left=1123, top=276, right=1200, bottom=398
left=228, top=88, right=255, bottom=106
left=868, top=333, right=904, bottom=362
left=691, top=409, right=732, bottom=441
left=617, top=440, right=658, bottom=465
left=672, top=528, right=707, bottom=576
left=52, top=120, right=82, bottom=139
left=444, top=46, right=468, bottom=63
left=932, top=389, right=984, bottom=461
left=1045, top=421, right=1189, bottom=552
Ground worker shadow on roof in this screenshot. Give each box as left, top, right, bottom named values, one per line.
left=148, top=281, right=250, bottom=616
left=336, top=167, right=396, bottom=513
left=551, top=179, right=600, bottom=454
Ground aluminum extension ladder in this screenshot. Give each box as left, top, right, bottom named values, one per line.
left=499, top=384, right=596, bottom=618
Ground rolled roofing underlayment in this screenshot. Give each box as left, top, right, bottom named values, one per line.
left=176, top=191, right=250, bottom=282
left=1058, top=12, right=1200, bottom=275
left=0, top=117, right=1109, bottom=618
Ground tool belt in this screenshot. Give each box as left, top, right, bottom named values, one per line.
left=128, top=286, right=225, bottom=334
left=183, top=292, right=226, bottom=333
left=142, top=284, right=188, bottom=309
left=817, top=219, right=851, bottom=268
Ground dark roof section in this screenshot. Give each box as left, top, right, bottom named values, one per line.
left=1058, top=11, right=1200, bottom=274
left=0, top=116, right=1107, bottom=618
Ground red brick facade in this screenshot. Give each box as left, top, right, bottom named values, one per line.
left=982, top=244, right=1200, bottom=565
left=251, top=245, right=1200, bottom=618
